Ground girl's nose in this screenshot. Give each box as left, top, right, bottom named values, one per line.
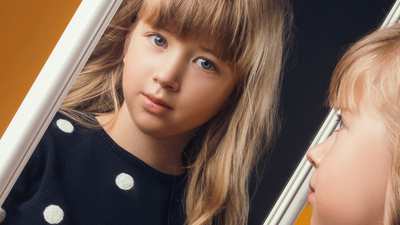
left=152, top=53, right=185, bottom=92
left=306, top=133, right=335, bottom=168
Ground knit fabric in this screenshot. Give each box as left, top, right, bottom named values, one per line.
left=1, top=113, right=187, bottom=225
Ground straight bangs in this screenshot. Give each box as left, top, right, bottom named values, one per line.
left=138, top=0, right=242, bottom=62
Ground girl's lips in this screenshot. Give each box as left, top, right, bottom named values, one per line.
left=307, top=191, right=315, bottom=204
left=141, top=94, right=172, bottom=115
left=307, top=183, right=315, bottom=204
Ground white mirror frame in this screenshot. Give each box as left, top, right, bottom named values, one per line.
left=264, top=0, right=400, bottom=224
left=0, top=0, right=122, bottom=205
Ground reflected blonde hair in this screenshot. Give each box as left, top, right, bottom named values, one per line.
left=329, top=24, right=400, bottom=225
left=60, top=0, right=292, bottom=224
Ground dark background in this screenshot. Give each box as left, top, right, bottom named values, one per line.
left=248, top=0, right=395, bottom=224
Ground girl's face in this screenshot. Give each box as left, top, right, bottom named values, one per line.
left=306, top=101, right=392, bottom=225
left=121, top=20, right=236, bottom=138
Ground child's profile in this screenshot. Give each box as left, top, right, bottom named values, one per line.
left=0, top=0, right=292, bottom=224
left=307, top=24, right=400, bottom=225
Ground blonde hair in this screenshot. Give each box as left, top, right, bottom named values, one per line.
left=60, top=0, right=292, bottom=224
left=329, top=24, right=400, bottom=225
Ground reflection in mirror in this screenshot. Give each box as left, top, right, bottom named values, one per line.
left=0, top=0, right=293, bottom=224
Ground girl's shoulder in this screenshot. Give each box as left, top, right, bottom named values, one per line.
left=39, top=112, right=102, bottom=154
left=3, top=113, right=101, bottom=202
left=1, top=113, right=187, bottom=225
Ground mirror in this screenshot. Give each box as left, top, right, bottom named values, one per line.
left=0, top=0, right=398, bottom=224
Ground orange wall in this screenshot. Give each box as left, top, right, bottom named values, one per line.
left=295, top=204, right=312, bottom=225
left=0, top=0, right=81, bottom=137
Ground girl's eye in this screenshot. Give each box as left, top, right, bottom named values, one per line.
left=149, top=35, right=166, bottom=47
left=195, top=58, right=217, bottom=71
left=336, top=114, right=346, bottom=131
left=339, top=120, right=345, bottom=130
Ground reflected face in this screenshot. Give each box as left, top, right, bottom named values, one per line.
left=121, top=20, right=236, bottom=138
left=306, top=102, right=392, bottom=225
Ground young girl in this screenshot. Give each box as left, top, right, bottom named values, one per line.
left=306, top=24, right=400, bottom=225
left=1, top=0, right=292, bottom=224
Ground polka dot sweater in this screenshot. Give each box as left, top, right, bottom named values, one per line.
left=0, top=113, right=187, bottom=225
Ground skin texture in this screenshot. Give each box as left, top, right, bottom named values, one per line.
left=306, top=101, right=392, bottom=225
left=97, top=20, right=236, bottom=175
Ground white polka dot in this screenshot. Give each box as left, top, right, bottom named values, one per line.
left=0, top=207, right=5, bottom=223
left=43, top=205, right=64, bottom=224
left=116, top=173, right=134, bottom=190
left=56, top=119, right=74, bottom=133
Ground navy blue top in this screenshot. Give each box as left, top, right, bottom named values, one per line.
left=1, top=113, right=187, bottom=225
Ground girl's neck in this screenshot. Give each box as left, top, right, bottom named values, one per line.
left=96, top=105, right=192, bottom=176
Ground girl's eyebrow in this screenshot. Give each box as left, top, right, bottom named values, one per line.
left=198, top=43, right=228, bottom=63
left=200, top=45, right=218, bottom=58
